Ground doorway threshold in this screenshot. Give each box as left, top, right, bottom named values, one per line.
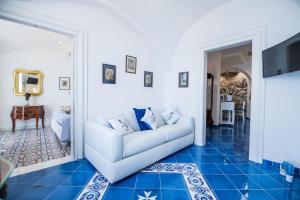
left=11, top=155, right=73, bottom=177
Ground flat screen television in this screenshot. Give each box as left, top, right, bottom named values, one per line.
left=263, top=32, right=300, bottom=78
left=27, top=77, right=38, bottom=84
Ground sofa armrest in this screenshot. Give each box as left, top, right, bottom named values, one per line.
left=176, top=115, right=195, bottom=132
left=85, top=122, right=123, bottom=162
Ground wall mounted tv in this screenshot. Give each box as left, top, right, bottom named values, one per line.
left=263, top=32, right=300, bottom=78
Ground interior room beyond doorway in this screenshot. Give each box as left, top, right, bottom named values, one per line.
left=206, top=43, right=252, bottom=159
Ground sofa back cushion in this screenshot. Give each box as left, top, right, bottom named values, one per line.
left=122, top=111, right=140, bottom=131
left=95, top=108, right=165, bottom=132
left=123, top=130, right=166, bottom=158
left=95, top=116, right=111, bottom=128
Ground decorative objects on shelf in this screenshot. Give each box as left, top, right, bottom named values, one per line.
left=10, top=105, right=45, bottom=132
left=179, top=71, right=189, bottom=88
left=59, top=77, right=70, bottom=90
left=13, top=69, right=44, bottom=96
left=144, top=71, right=153, bottom=87
left=102, top=64, right=116, bottom=84
left=126, top=55, right=137, bottom=74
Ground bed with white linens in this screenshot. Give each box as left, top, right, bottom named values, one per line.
left=51, top=111, right=71, bottom=143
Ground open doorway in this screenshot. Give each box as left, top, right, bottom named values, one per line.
left=206, top=43, right=252, bottom=159
left=0, top=19, right=74, bottom=173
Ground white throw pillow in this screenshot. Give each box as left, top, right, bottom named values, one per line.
left=96, top=116, right=112, bottom=128
left=107, top=116, right=133, bottom=135
left=141, top=108, right=158, bottom=130
left=161, top=108, right=181, bottom=125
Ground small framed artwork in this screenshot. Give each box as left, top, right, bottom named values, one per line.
left=144, top=71, right=153, bottom=87
left=126, top=55, right=137, bottom=74
left=102, top=64, right=116, bottom=84
left=59, top=77, right=70, bottom=90
left=179, top=72, right=189, bottom=88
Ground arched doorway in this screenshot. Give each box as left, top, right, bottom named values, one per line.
left=220, top=71, right=251, bottom=118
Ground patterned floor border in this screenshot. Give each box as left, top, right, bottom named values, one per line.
left=76, top=163, right=217, bottom=200
left=0, top=128, right=70, bottom=168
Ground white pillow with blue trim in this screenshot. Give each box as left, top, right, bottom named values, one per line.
left=141, top=108, right=158, bottom=130
left=107, top=116, right=133, bottom=135
left=161, top=107, right=181, bottom=125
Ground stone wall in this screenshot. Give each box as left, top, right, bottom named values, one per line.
left=220, top=72, right=249, bottom=110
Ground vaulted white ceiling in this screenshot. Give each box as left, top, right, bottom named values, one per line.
left=62, top=0, right=231, bottom=49
left=3, top=0, right=231, bottom=54
left=103, top=0, right=230, bottom=46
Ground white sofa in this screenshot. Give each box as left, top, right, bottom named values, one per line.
left=84, top=110, right=194, bottom=183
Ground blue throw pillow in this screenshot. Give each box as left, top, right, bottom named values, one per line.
left=133, top=108, right=151, bottom=131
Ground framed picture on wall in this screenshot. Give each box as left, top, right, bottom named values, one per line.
left=59, top=77, right=70, bottom=90
left=102, top=64, right=116, bottom=84
left=144, top=71, right=153, bottom=87
left=126, top=55, right=137, bottom=74
left=179, top=72, right=189, bottom=88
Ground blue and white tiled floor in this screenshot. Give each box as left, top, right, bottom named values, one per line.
left=7, top=119, right=300, bottom=200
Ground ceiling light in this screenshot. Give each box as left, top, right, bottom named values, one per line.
left=59, top=37, right=73, bottom=57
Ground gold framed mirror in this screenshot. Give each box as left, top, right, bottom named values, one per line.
left=13, top=69, right=44, bottom=96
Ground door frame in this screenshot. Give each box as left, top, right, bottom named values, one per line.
left=0, top=3, right=88, bottom=161
left=196, top=26, right=266, bottom=163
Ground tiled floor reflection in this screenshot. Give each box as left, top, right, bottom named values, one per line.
left=7, top=119, right=300, bottom=200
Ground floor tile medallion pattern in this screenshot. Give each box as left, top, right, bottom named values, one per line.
left=77, top=163, right=216, bottom=200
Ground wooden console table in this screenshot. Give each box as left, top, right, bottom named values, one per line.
left=10, top=105, right=45, bottom=132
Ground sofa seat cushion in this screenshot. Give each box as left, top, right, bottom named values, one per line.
left=157, top=123, right=192, bottom=142
left=123, top=131, right=166, bottom=158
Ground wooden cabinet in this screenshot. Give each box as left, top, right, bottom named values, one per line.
left=10, top=105, right=45, bottom=132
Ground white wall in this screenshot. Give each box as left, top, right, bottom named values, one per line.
left=4, top=0, right=300, bottom=167
left=2, top=1, right=165, bottom=121
left=264, top=71, right=300, bottom=167
left=207, top=52, right=221, bottom=125
left=0, top=49, right=72, bottom=130
left=165, top=0, right=300, bottom=167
